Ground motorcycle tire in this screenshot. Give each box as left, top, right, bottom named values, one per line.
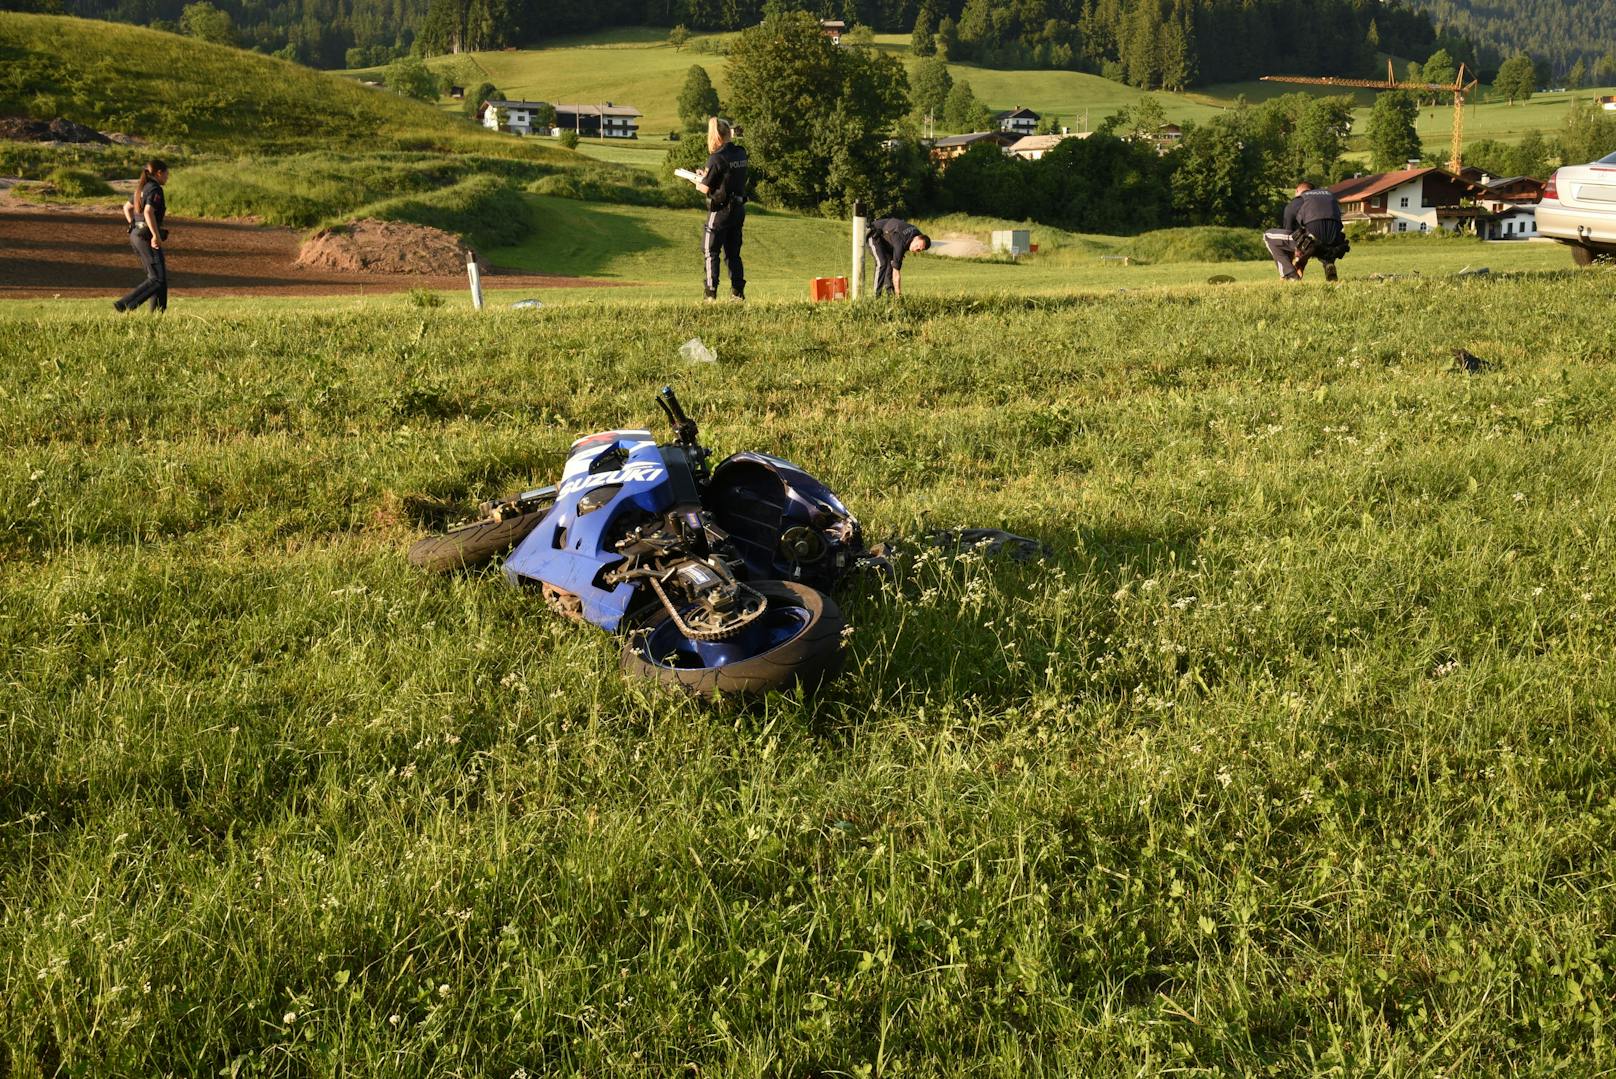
left=407, top=511, right=543, bottom=574
left=621, top=580, right=845, bottom=697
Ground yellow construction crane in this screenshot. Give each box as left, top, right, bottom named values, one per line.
left=1260, top=61, right=1480, bottom=173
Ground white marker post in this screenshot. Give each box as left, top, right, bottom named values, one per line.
left=467, top=252, right=484, bottom=311
left=850, top=199, right=866, bottom=301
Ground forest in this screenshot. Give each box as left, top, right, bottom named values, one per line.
left=1404, top=0, right=1616, bottom=75
left=12, top=0, right=1614, bottom=81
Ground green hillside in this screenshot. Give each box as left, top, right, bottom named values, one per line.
left=0, top=13, right=562, bottom=156
left=405, top=27, right=1613, bottom=169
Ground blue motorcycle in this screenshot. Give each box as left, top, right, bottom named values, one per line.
left=409, top=388, right=868, bottom=696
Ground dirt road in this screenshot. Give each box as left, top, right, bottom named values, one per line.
left=0, top=206, right=614, bottom=299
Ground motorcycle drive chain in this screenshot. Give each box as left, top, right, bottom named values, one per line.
left=649, top=573, right=768, bottom=642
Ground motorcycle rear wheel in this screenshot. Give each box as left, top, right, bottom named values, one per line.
left=621, top=580, right=845, bottom=697
left=407, top=512, right=543, bottom=574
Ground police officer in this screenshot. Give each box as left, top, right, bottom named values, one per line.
left=695, top=117, right=748, bottom=302
left=1263, top=181, right=1346, bottom=282
left=115, top=159, right=171, bottom=312
left=866, top=216, right=930, bottom=296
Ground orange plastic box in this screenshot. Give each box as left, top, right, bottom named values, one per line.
left=810, top=276, right=848, bottom=301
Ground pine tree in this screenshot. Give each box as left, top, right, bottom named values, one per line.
left=910, top=0, right=937, bottom=56
left=943, top=80, right=980, bottom=131
left=677, top=65, right=722, bottom=132
left=909, top=56, right=952, bottom=127
left=935, top=15, right=958, bottom=59
left=1567, top=58, right=1587, bottom=89
left=1367, top=91, right=1421, bottom=170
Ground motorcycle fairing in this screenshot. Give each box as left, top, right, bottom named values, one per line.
left=504, top=430, right=679, bottom=630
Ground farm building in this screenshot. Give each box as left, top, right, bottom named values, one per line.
left=929, top=131, right=1014, bottom=167
left=479, top=100, right=642, bottom=138
left=993, top=107, right=1040, bottom=137
left=553, top=103, right=642, bottom=139
left=1006, top=133, right=1086, bottom=160
left=1329, top=167, right=1488, bottom=234
left=820, top=19, right=845, bottom=44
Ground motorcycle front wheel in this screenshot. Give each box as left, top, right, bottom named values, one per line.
left=407, top=511, right=544, bottom=574
left=621, top=580, right=846, bottom=697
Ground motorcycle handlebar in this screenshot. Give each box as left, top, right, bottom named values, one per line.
left=658, top=386, right=699, bottom=444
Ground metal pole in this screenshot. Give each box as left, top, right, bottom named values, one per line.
left=850, top=199, right=866, bottom=301
left=467, top=252, right=483, bottom=310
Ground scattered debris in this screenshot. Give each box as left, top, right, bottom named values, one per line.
left=297, top=219, right=481, bottom=276
left=1368, top=271, right=1422, bottom=282
left=0, top=117, right=112, bottom=144
left=510, top=299, right=543, bottom=310
left=679, top=337, right=717, bottom=363
left=921, top=528, right=1051, bottom=562
left=1453, top=348, right=1491, bottom=374
left=1456, top=265, right=1491, bottom=277
left=1206, top=274, right=1235, bottom=285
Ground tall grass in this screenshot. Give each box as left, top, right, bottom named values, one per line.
left=4, top=275, right=1616, bottom=1072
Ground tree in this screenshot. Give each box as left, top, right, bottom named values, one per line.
left=464, top=80, right=498, bottom=117
left=725, top=11, right=910, bottom=213
left=1598, top=53, right=1616, bottom=87
left=1511, top=128, right=1550, bottom=177
left=1495, top=54, right=1537, bottom=103
left=384, top=56, right=440, bottom=100
left=910, top=0, right=937, bottom=56
left=942, top=79, right=984, bottom=132
left=1296, top=95, right=1355, bottom=179
left=1172, top=115, right=1279, bottom=226
left=668, top=24, right=690, bottom=51
left=677, top=65, right=722, bottom=133
left=909, top=56, right=952, bottom=128
left=1422, top=48, right=1457, bottom=88
left=179, top=1, right=235, bottom=45
left=1367, top=91, right=1421, bottom=169
left=935, top=15, right=958, bottom=60
left=1567, top=58, right=1588, bottom=90
left=1559, top=100, right=1616, bottom=166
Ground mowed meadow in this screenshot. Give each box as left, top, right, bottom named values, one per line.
left=5, top=273, right=1616, bottom=1074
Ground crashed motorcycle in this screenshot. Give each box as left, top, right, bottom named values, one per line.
left=408, top=388, right=869, bottom=696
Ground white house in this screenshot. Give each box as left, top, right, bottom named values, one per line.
left=1329, top=167, right=1488, bottom=234
left=480, top=98, right=548, bottom=135
left=993, top=107, right=1040, bottom=137
left=479, top=99, right=642, bottom=139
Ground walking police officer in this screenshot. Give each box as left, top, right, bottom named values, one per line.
left=116, top=159, right=171, bottom=312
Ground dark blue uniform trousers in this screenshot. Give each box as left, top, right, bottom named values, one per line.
left=120, top=231, right=167, bottom=311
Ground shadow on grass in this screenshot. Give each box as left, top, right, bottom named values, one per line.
left=486, top=196, right=678, bottom=278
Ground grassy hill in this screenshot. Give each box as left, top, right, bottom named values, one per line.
left=401, top=27, right=1614, bottom=171
left=6, top=271, right=1616, bottom=1070
left=0, top=13, right=563, bottom=157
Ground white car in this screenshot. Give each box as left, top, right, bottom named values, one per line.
left=1539, top=150, right=1616, bottom=265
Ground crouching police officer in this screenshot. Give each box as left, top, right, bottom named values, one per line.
left=695, top=117, right=748, bottom=302
left=866, top=216, right=930, bottom=296
left=115, top=158, right=171, bottom=312
left=1263, top=181, right=1348, bottom=282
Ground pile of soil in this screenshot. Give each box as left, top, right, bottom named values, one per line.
left=297, top=218, right=481, bottom=276
left=0, top=117, right=111, bottom=144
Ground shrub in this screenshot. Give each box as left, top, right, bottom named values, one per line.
left=45, top=166, right=114, bottom=197
left=527, top=169, right=700, bottom=209
left=356, top=174, right=535, bottom=249
left=558, top=130, right=580, bottom=150
left=1125, top=227, right=1268, bottom=264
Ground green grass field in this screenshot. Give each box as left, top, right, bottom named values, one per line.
left=6, top=267, right=1616, bottom=1072
left=394, top=26, right=1616, bottom=164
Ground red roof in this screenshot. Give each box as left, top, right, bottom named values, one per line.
left=1329, top=167, right=1485, bottom=204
